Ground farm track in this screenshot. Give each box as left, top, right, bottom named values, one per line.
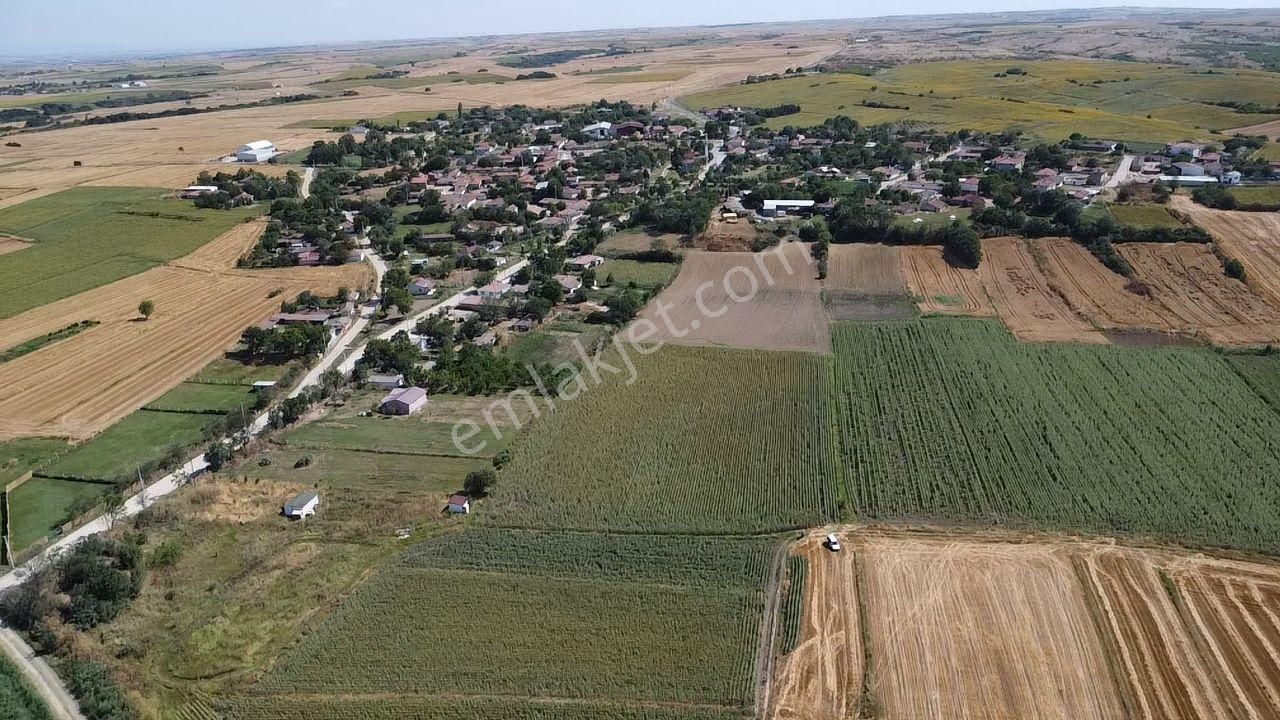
left=0, top=222, right=372, bottom=439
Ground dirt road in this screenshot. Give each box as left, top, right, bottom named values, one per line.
left=0, top=627, right=85, bottom=720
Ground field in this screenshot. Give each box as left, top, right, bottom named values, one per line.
left=145, top=381, right=259, bottom=414
left=1117, top=242, right=1280, bottom=346
left=825, top=244, right=904, bottom=296
left=243, top=530, right=773, bottom=715
left=899, top=245, right=994, bottom=316
left=0, top=652, right=51, bottom=720
left=0, top=221, right=372, bottom=439
left=977, top=237, right=1107, bottom=344
left=595, top=230, right=683, bottom=257
left=682, top=60, right=1280, bottom=142
left=0, top=187, right=261, bottom=318
left=1034, top=238, right=1181, bottom=333
left=6, top=476, right=105, bottom=552
left=1172, top=195, right=1280, bottom=309
left=0, top=437, right=68, bottom=486
left=832, top=319, right=1280, bottom=553
left=773, top=529, right=1280, bottom=720
left=1108, top=203, right=1185, bottom=229
left=630, top=244, right=831, bottom=354
left=598, top=259, right=679, bottom=288
left=1229, top=184, right=1280, bottom=206
left=506, top=322, right=611, bottom=367
left=1227, top=353, right=1280, bottom=410
left=485, top=344, right=838, bottom=534
left=39, top=409, right=218, bottom=482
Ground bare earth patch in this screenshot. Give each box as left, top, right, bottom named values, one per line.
left=0, top=235, right=31, bottom=256
left=629, top=243, right=830, bottom=354
left=826, top=244, right=904, bottom=296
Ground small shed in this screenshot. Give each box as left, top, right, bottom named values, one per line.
left=368, top=373, right=404, bottom=390
left=283, top=490, right=319, bottom=520
left=380, top=386, right=428, bottom=416
left=447, top=494, right=471, bottom=514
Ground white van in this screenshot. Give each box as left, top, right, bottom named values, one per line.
left=825, top=533, right=842, bottom=552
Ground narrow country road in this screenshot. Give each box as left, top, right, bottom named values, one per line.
left=0, top=627, right=85, bottom=720
left=1105, top=154, right=1137, bottom=189
left=300, top=166, right=315, bottom=198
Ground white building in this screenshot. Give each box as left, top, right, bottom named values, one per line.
left=582, top=122, right=613, bottom=141
left=447, top=494, right=471, bottom=514
left=761, top=200, right=816, bottom=217
left=283, top=491, right=319, bottom=520
left=237, top=140, right=276, bottom=163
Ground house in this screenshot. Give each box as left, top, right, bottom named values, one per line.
left=1166, top=142, right=1204, bottom=159
left=380, top=386, right=428, bottom=416
left=408, top=277, right=437, bottom=297
left=236, top=140, right=276, bottom=163
left=1171, top=162, right=1205, bottom=177
left=477, top=281, right=512, bottom=304
left=959, top=177, right=982, bottom=194
left=990, top=153, right=1026, bottom=172
left=283, top=491, right=319, bottom=520
left=761, top=199, right=816, bottom=217
left=568, top=254, right=605, bottom=271
left=613, top=121, right=646, bottom=138
left=582, top=122, right=613, bottom=141
left=446, top=494, right=471, bottom=514
left=554, top=274, right=584, bottom=292
left=511, top=317, right=538, bottom=333
left=1223, top=170, right=1243, bottom=186
left=368, top=373, right=404, bottom=390
left=1074, top=140, right=1118, bottom=153
left=473, top=331, right=498, bottom=348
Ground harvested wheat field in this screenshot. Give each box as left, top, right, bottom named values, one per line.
left=862, top=536, right=1125, bottom=720
left=900, top=245, right=994, bottom=316
left=827, top=244, right=905, bottom=296
left=1118, top=242, right=1280, bottom=346
left=1033, top=238, right=1183, bottom=333
left=770, top=532, right=862, bottom=720
left=979, top=237, right=1107, bottom=343
left=0, top=223, right=372, bottom=439
left=1173, top=196, right=1280, bottom=310
left=628, top=243, right=830, bottom=353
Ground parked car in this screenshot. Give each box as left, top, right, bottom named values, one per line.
left=825, top=533, right=842, bottom=552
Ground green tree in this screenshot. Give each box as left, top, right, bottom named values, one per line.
left=137, top=299, right=154, bottom=320
left=464, top=468, right=496, bottom=497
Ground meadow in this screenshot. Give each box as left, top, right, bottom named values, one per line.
left=833, top=319, right=1280, bottom=553
left=252, top=530, right=771, bottom=712
left=6, top=476, right=104, bottom=552
left=1228, top=185, right=1280, bottom=206
left=40, top=409, right=217, bottom=482
left=144, top=381, right=259, bottom=414
left=1106, top=203, right=1184, bottom=229
left=682, top=60, right=1280, bottom=142
left=0, top=187, right=260, bottom=318
left=485, top=345, right=840, bottom=534
left=599, top=259, right=680, bottom=288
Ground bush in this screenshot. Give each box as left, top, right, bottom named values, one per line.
left=62, top=659, right=139, bottom=720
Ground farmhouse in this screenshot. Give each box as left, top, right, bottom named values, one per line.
left=477, top=281, right=513, bottom=304
left=447, top=494, right=471, bottom=514
left=283, top=491, right=319, bottom=520
left=408, top=277, right=437, bottom=296
left=990, top=152, right=1026, bottom=172
left=583, top=122, right=613, bottom=141
left=568, top=254, right=605, bottom=271
left=236, top=140, right=277, bottom=163
left=380, top=386, right=428, bottom=416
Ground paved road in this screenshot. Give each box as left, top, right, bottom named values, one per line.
left=0, top=627, right=85, bottom=719
left=300, top=166, right=315, bottom=198
left=698, top=140, right=727, bottom=183
left=1106, top=154, right=1137, bottom=189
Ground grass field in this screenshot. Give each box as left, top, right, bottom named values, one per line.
left=682, top=60, right=1280, bottom=142
left=833, top=319, right=1280, bottom=553
left=1107, top=203, right=1185, bottom=229
left=191, top=358, right=294, bottom=385
left=0, top=437, right=68, bottom=486
left=0, top=187, right=260, bottom=319
left=145, top=382, right=259, bottom=414
left=485, top=344, right=839, bottom=533
left=598, top=259, right=680, bottom=288
left=506, top=324, right=611, bottom=367
left=0, top=652, right=51, bottom=720
left=1253, top=143, right=1280, bottom=161
left=41, top=409, right=217, bottom=482
left=252, top=530, right=771, bottom=712
left=1228, top=185, right=1280, bottom=206
left=7, top=476, right=105, bottom=551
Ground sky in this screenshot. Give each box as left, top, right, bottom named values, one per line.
left=3, top=0, right=1277, bottom=57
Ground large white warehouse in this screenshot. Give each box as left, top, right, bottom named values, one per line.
left=236, top=140, right=276, bottom=163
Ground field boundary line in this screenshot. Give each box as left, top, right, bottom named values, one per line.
left=1070, top=553, right=1141, bottom=719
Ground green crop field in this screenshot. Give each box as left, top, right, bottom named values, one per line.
left=1228, top=185, right=1280, bottom=206
left=485, top=345, right=839, bottom=534
left=682, top=60, right=1280, bottom=143
left=0, top=652, right=52, bottom=720
left=7, top=476, right=105, bottom=551
left=0, top=187, right=261, bottom=319
left=777, top=555, right=807, bottom=654
left=251, top=530, right=771, bottom=714
left=1227, top=353, right=1280, bottom=411
left=41, top=410, right=217, bottom=482
left=222, top=697, right=748, bottom=720
left=833, top=319, right=1280, bottom=553
left=599, top=259, right=679, bottom=288
left=1106, top=203, right=1184, bottom=229
left=145, top=382, right=259, bottom=414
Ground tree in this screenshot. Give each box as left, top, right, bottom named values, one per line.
left=940, top=222, right=982, bottom=269
left=205, top=442, right=231, bottom=473
left=137, top=299, right=155, bottom=320
left=464, top=468, right=495, bottom=498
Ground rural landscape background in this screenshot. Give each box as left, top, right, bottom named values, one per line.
left=3, top=5, right=1280, bottom=720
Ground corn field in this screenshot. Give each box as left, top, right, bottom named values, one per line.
left=253, top=530, right=775, bottom=710
left=221, top=696, right=750, bottom=720
left=834, top=319, right=1280, bottom=553
left=484, top=345, right=840, bottom=534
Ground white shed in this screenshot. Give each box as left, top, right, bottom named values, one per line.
left=283, top=490, right=319, bottom=519
left=237, top=140, right=276, bottom=163
left=447, top=494, right=471, bottom=514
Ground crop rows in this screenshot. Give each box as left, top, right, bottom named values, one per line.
left=778, top=555, right=808, bottom=654
left=484, top=345, right=840, bottom=534
left=255, top=530, right=774, bottom=710
left=221, top=696, right=750, bottom=720
left=833, top=319, right=1280, bottom=552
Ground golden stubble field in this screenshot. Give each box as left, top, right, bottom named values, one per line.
left=0, top=220, right=373, bottom=440
left=771, top=528, right=1280, bottom=720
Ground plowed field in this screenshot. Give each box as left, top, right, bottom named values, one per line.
left=978, top=237, right=1107, bottom=343
left=900, top=245, right=994, bottom=316
left=0, top=222, right=371, bottom=439
left=826, top=244, right=904, bottom=296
